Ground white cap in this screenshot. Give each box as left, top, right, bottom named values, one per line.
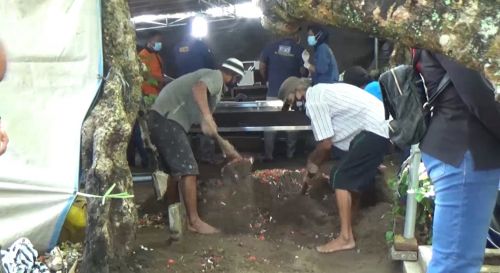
left=222, top=58, right=245, bottom=77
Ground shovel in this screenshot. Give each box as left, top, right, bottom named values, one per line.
left=213, top=133, right=241, bottom=160
left=213, top=133, right=254, bottom=181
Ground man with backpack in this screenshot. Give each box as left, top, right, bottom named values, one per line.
left=278, top=76, right=390, bottom=253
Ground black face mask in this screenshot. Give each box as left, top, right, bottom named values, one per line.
left=292, top=97, right=306, bottom=112
left=226, top=75, right=241, bottom=90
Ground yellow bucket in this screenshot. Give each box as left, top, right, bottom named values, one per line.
left=60, top=196, right=87, bottom=243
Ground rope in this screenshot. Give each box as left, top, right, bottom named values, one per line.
left=76, top=183, right=134, bottom=205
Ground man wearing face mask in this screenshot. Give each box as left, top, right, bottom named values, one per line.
left=147, top=58, right=245, bottom=234
left=139, top=30, right=166, bottom=99
left=278, top=77, right=389, bottom=253
left=303, top=25, right=339, bottom=85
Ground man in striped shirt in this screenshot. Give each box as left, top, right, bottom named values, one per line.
left=278, top=77, right=390, bottom=253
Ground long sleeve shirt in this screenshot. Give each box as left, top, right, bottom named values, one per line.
left=312, top=43, right=339, bottom=85
left=419, top=50, right=500, bottom=170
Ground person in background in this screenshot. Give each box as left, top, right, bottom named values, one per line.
left=303, top=25, right=339, bottom=85
left=129, top=31, right=166, bottom=168
left=139, top=30, right=166, bottom=101
left=259, top=27, right=306, bottom=161
left=174, top=25, right=218, bottom=165
left=278, top=76, right=389, bottom=253
left=417, top=49, right=500, bottom=273
left=174, top=35, right=215, bottom=77
left=147, top=58, right=245, bottom=234
left=342, top=66, right=382, bottom=101
left=0, top=41, right=8, bottom=156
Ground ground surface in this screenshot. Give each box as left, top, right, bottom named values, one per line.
left=127, top=155, right=401, bottom=273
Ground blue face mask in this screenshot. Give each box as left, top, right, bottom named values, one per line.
left=152, top=42, right=162, bottom=52
left=307, top=36, right=317, bottom=46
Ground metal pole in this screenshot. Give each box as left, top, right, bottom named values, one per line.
left=374, top=37, right=379, bottom=71
left=404, top=144, right=421, bottom=239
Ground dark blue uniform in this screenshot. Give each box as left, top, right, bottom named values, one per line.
left=174, top=37, right=215, bottom=77
left=260, top=38, right=304, bottom=97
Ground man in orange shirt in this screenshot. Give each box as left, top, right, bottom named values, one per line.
left=128, top=31, right=165, bottom=168
left=139, top=31, right=166, bottom=101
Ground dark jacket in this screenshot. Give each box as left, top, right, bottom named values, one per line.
left=418, top=50, right=500, bottom=170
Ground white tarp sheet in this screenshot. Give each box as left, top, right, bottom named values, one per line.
left=0, top=0, right=102, bottom=250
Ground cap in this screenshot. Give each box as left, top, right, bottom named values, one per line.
left=222, top=58, right=245, bottom=77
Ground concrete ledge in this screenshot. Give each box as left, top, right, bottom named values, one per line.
left=403, top=261, right=422, bottom=273
left=390, top=246, right=418, bottom=261
left=419, top=246, right=500, bottom=273
left=418, top=245, right=432, bottom=273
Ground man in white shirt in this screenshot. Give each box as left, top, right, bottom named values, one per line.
left=278, top=77, right=390, bottom=253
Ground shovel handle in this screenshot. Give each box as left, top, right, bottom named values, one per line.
left=214, top=134, right=241, bottom=159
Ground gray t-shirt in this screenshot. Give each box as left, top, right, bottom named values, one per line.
left=151, top=69, right=224, bottom=132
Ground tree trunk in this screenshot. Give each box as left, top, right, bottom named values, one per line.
left=80, top=0, right=142, bottom=272
left=259, top=0, right=499, bottom=83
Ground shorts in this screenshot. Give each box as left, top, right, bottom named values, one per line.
left=147, top=110, right=199, bottom=176
left=330, top=131, right=389, bottom=191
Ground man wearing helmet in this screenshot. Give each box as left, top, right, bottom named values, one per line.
left=147, top=58, right=245, bottom=234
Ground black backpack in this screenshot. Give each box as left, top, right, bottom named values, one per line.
left=379, top=52, right=450, bottom=148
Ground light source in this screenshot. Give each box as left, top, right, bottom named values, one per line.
left=191, top=16, right=208, bottom=38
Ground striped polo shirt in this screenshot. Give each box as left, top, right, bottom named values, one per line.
left=305, top=83, right=389, bottom=151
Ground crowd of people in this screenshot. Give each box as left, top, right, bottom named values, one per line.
left=132, top=21, right=499, bottom=273
left=1, top=16, right=494, bottom=273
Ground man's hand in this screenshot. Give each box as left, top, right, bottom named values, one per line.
left=300, top=162, right=319, bottom=195
left=306, top=162, right=319, bottom=174
left=201, top=115, right=218, bottom=137
left=0, top=125, right=9, bottom=156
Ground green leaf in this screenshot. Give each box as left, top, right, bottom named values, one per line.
left=385, top=231, right=394, bottom=243
left=146, top=78, right=159, bottom=86
left=415, top=192, right=424, bottom=203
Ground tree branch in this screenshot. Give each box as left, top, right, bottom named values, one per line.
left=259, top=0, right=499, bottom=83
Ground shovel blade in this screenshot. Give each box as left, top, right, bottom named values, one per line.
left=152, top=170, right=168, bottom=200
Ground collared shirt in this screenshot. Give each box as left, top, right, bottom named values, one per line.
left=260, top=38, right=304, bottom=97
left=305, top=83, right=388, bottom=151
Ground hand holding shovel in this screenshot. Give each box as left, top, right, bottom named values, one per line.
left=300, top=162, right=319, bottom=195
left=213, top=133, right=242, bottom=162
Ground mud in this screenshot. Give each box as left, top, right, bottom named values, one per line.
left=128, top=157, right=401, bottom=273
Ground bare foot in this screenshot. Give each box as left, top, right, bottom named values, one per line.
left=316, top=236, right=356, bottom=253
left=187, top=218, right=220, bottom=234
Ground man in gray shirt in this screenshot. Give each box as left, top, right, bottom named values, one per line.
left=147, top=58, right=244, bottom=234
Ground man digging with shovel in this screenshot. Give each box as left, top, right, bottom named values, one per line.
left=278, top=77, right=390, bottom=253
left=147, top=58, right=245, bottom=234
